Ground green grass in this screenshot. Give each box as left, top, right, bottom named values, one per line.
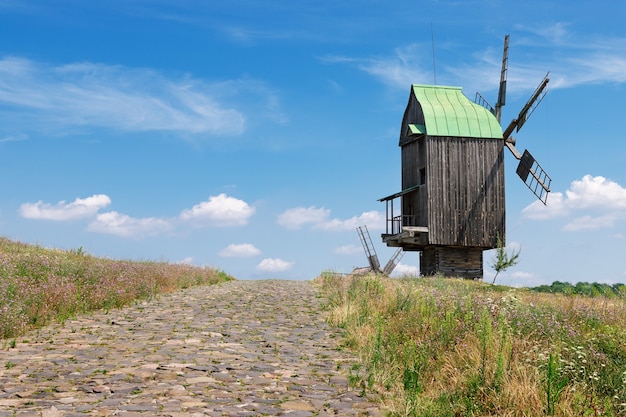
left=0, top=237, right=234, bottom=339
left=316, top=272, right=626, bottom=417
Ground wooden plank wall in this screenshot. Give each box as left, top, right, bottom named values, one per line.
left=401, top=139, right=428, bottom=228
left=426, top=136, right=505, bottom=248
left=420, top=246, right=483, bottom=279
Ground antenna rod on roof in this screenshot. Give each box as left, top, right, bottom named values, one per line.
left=431, top=23, right=437, bottom=85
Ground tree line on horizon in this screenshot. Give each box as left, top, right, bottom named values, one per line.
left=531, top=281, right=625, bottom=298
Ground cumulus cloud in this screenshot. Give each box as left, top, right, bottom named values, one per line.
left=277, top=206, right=384, bottom=231
left=256, top=258, right=294, bottom=273
left=19, top=194, right=111, bottom=220
left=87, top=211, right=172, bottom=238
left=219, top=243, right=261, bottom=258
left=277, top=206, right=330, bottom=230
left=20, top=192, right=256, bottom=238
left=391, top=263, right=419, bottom=277
left=522, top=175, right=626, bottom=231
left=180, top=194, right=255, bottom=227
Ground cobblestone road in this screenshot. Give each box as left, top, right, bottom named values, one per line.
left=0, top=280, right=382, bottom=416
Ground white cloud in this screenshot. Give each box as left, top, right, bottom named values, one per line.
left=563, top=215, right=619, bottom=232
left=176, top=257, right=194, bottom=265
left=522, top=192, right=567, bottom=220
left=180, top=194, right=255, bottom=227
left=87, top=211, right=172, bottom=238
left=277, top=206, right=385, bottom=231
left=19, top=194, right=111, bottom=220
left=277, top=206, right=330, bottom=230
left=277, top=206, right=385, bottom=232
left=0, top=57, right=254, bottom=136
left=21, top=193, right=255, bottom=237
left=315, top=211, right=385, bottom=231
left=523, top=175, right=626, bottom=231
left=334, top=244, right=362, bottom=255
left=563, top=175, right=626, bottom=210
left=219, top=243, right=261, bottom=258
left=256, top=258, right=294, bottom=273
left=391, top=263, right=419, bottom=277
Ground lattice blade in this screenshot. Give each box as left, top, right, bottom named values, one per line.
left=382, top=248, right=404, bottom=275
left=516, top=149, right=551, bottom=204
left=517, top=72, right=549, bottom=132
left=357, top=226, right=381, bottom=272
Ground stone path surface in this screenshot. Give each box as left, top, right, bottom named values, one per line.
left=0, top=280, right=382, bottom=416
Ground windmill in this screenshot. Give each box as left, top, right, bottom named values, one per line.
left=355, top=225, right=404, bottom=275
left=378, top=34, right=552, bottom=279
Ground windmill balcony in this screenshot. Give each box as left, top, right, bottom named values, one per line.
left=385, top=214, right=421, bottom=236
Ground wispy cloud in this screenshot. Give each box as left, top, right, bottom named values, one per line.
left=334, top=25, right=626, bottom=94
left=277, top=206, right=384, bottom=231
left=0, top=132, right=28, bottom=143
left=522, top=175, right=626, bottom=231
left=334, top=244, right=361, bottom=255
left=87, top=211, right=172, bottom=238
left=322, top=44, right=432, bottom=90
left=0, top=57, right=284, bottom=137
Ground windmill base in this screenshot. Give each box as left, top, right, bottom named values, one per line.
left=420, top=246, right=483, bottom=280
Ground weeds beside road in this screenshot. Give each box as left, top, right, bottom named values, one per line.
left=0, top=238, right=233, bottom=339
left=316, top=272, right=626, bottom=416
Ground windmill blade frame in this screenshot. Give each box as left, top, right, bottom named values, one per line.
left=356, top=225, right=381, bottom=272
left=382, top=247, right=404, bottom=275
left=494, top=34, right=509, bottom=123
left=503, top=72, right=550, bottom=139
left=516, top=150, right=552, bottom=204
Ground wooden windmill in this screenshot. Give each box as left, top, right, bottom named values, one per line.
left=379, top=35, right=551, bottom=279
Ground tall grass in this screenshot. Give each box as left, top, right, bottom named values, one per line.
left=316, top=272, right=626, bottom=416
left=0, top=238, right=233, bottom=339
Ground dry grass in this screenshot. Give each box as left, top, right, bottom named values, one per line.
left=315, top=272, right=626, bottom=417
left=0, top=237, right=234, bottom=339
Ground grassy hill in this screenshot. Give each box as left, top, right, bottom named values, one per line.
left=0, top=238, right=233, bottom=340
left=316, top=272, right=625, bottom=417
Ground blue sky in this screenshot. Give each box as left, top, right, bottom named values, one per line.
left=1, top=0, right=625, bottom=286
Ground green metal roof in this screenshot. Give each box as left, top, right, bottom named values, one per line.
left=412, top=84, right=503, bottom=138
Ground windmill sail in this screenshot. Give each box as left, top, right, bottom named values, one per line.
left=357, top=225, right=381, bottom=272
left=503, top=72, right=550, bottom=139
left=499, top=59, right=552, bottom=205
left=494, top=34, right=509, bottom=123
left=516, top=150, right=551, bottom=204
left=382, top=248, right=404, bottom=275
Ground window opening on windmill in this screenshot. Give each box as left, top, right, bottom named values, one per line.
left=419, top=167, right=426, bottom=185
